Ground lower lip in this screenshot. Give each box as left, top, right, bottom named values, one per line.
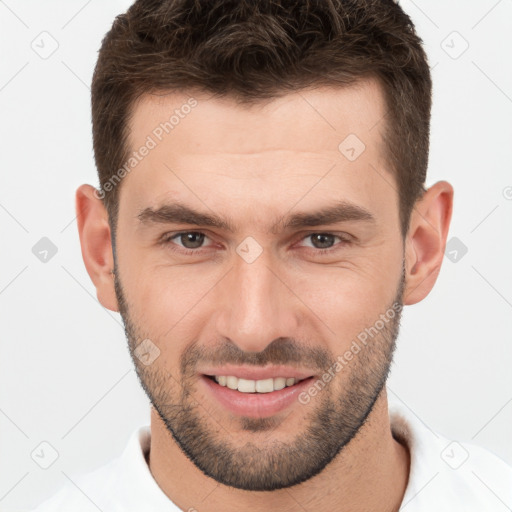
left=200, top=375, right=314, bottom=418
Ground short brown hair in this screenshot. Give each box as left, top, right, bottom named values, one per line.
left=92, top=0, right=431, bottom=236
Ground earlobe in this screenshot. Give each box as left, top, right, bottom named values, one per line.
left=403, top=181, right=454, bottom=305
left=75, top=184, right=119, bottom=312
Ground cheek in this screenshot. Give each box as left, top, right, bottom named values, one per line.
left=131, top=267, right=223, bottom=344
left=288, top=257, right=402, bottom=341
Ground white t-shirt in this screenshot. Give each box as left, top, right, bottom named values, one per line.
left=30, top=401, right=512, bottom=511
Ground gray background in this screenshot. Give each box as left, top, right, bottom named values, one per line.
left=0, top=0, right=511, bottom=510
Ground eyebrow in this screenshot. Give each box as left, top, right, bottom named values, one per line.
left=137, top=201, right=376, bottom=234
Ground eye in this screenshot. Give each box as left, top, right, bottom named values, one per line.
left=161, top=231, right=213, bottom=253
left=298, top=233, right=352, bottom=252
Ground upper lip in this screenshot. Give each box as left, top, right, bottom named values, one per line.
left=200, top=365, right=315, bottom=381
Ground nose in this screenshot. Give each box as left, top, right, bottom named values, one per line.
left=214, top=246, right=300, bottom=353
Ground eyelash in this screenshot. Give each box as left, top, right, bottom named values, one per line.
left=159, top=231, right=353, bottom=256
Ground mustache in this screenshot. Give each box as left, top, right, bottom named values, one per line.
left=180, top=337, right=333, bottom=375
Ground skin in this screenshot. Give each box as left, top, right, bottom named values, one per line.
left=77, top=78, right=453, bottom=512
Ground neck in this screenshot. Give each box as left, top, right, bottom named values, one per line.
left=148, top=388, right=410, bottom=512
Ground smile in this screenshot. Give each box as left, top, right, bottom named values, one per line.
left=207, top=375, right=308, bottom=393
left=200, top=370, right=315, bottom=418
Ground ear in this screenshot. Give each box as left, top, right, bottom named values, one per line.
left=403, top=181, right=454, bottom=305
left=75, top=184, right=119, bottom=312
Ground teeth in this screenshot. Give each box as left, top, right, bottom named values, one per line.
left=226, top=376, right=238, bottom=390
left=273, top=377, right=286, bottom=390
left=237, top=378, right=256, bottom=393
left=255, top=378, right=274, bottom=393
left=212, top=376, right=300, bottom=393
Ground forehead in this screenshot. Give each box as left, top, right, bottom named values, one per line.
left=119, top=79, right=396, bottom=230
left=128, top=79, right=387, bottom=156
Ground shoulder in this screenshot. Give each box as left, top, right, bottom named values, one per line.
left=28, top=458, right=120, bottom=512
left=389, top=402, right=512, bottom=511
left=28, top=425, right=152, bottom=512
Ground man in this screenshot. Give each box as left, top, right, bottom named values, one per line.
left=32, top=0, right=512, bottom=510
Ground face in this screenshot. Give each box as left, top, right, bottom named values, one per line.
left=113, top=80, right=406, bottom=490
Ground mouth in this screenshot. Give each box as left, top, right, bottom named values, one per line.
left=204, top=374, right=310, bottom=393
left=199, top=370, right=315, bottom=418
